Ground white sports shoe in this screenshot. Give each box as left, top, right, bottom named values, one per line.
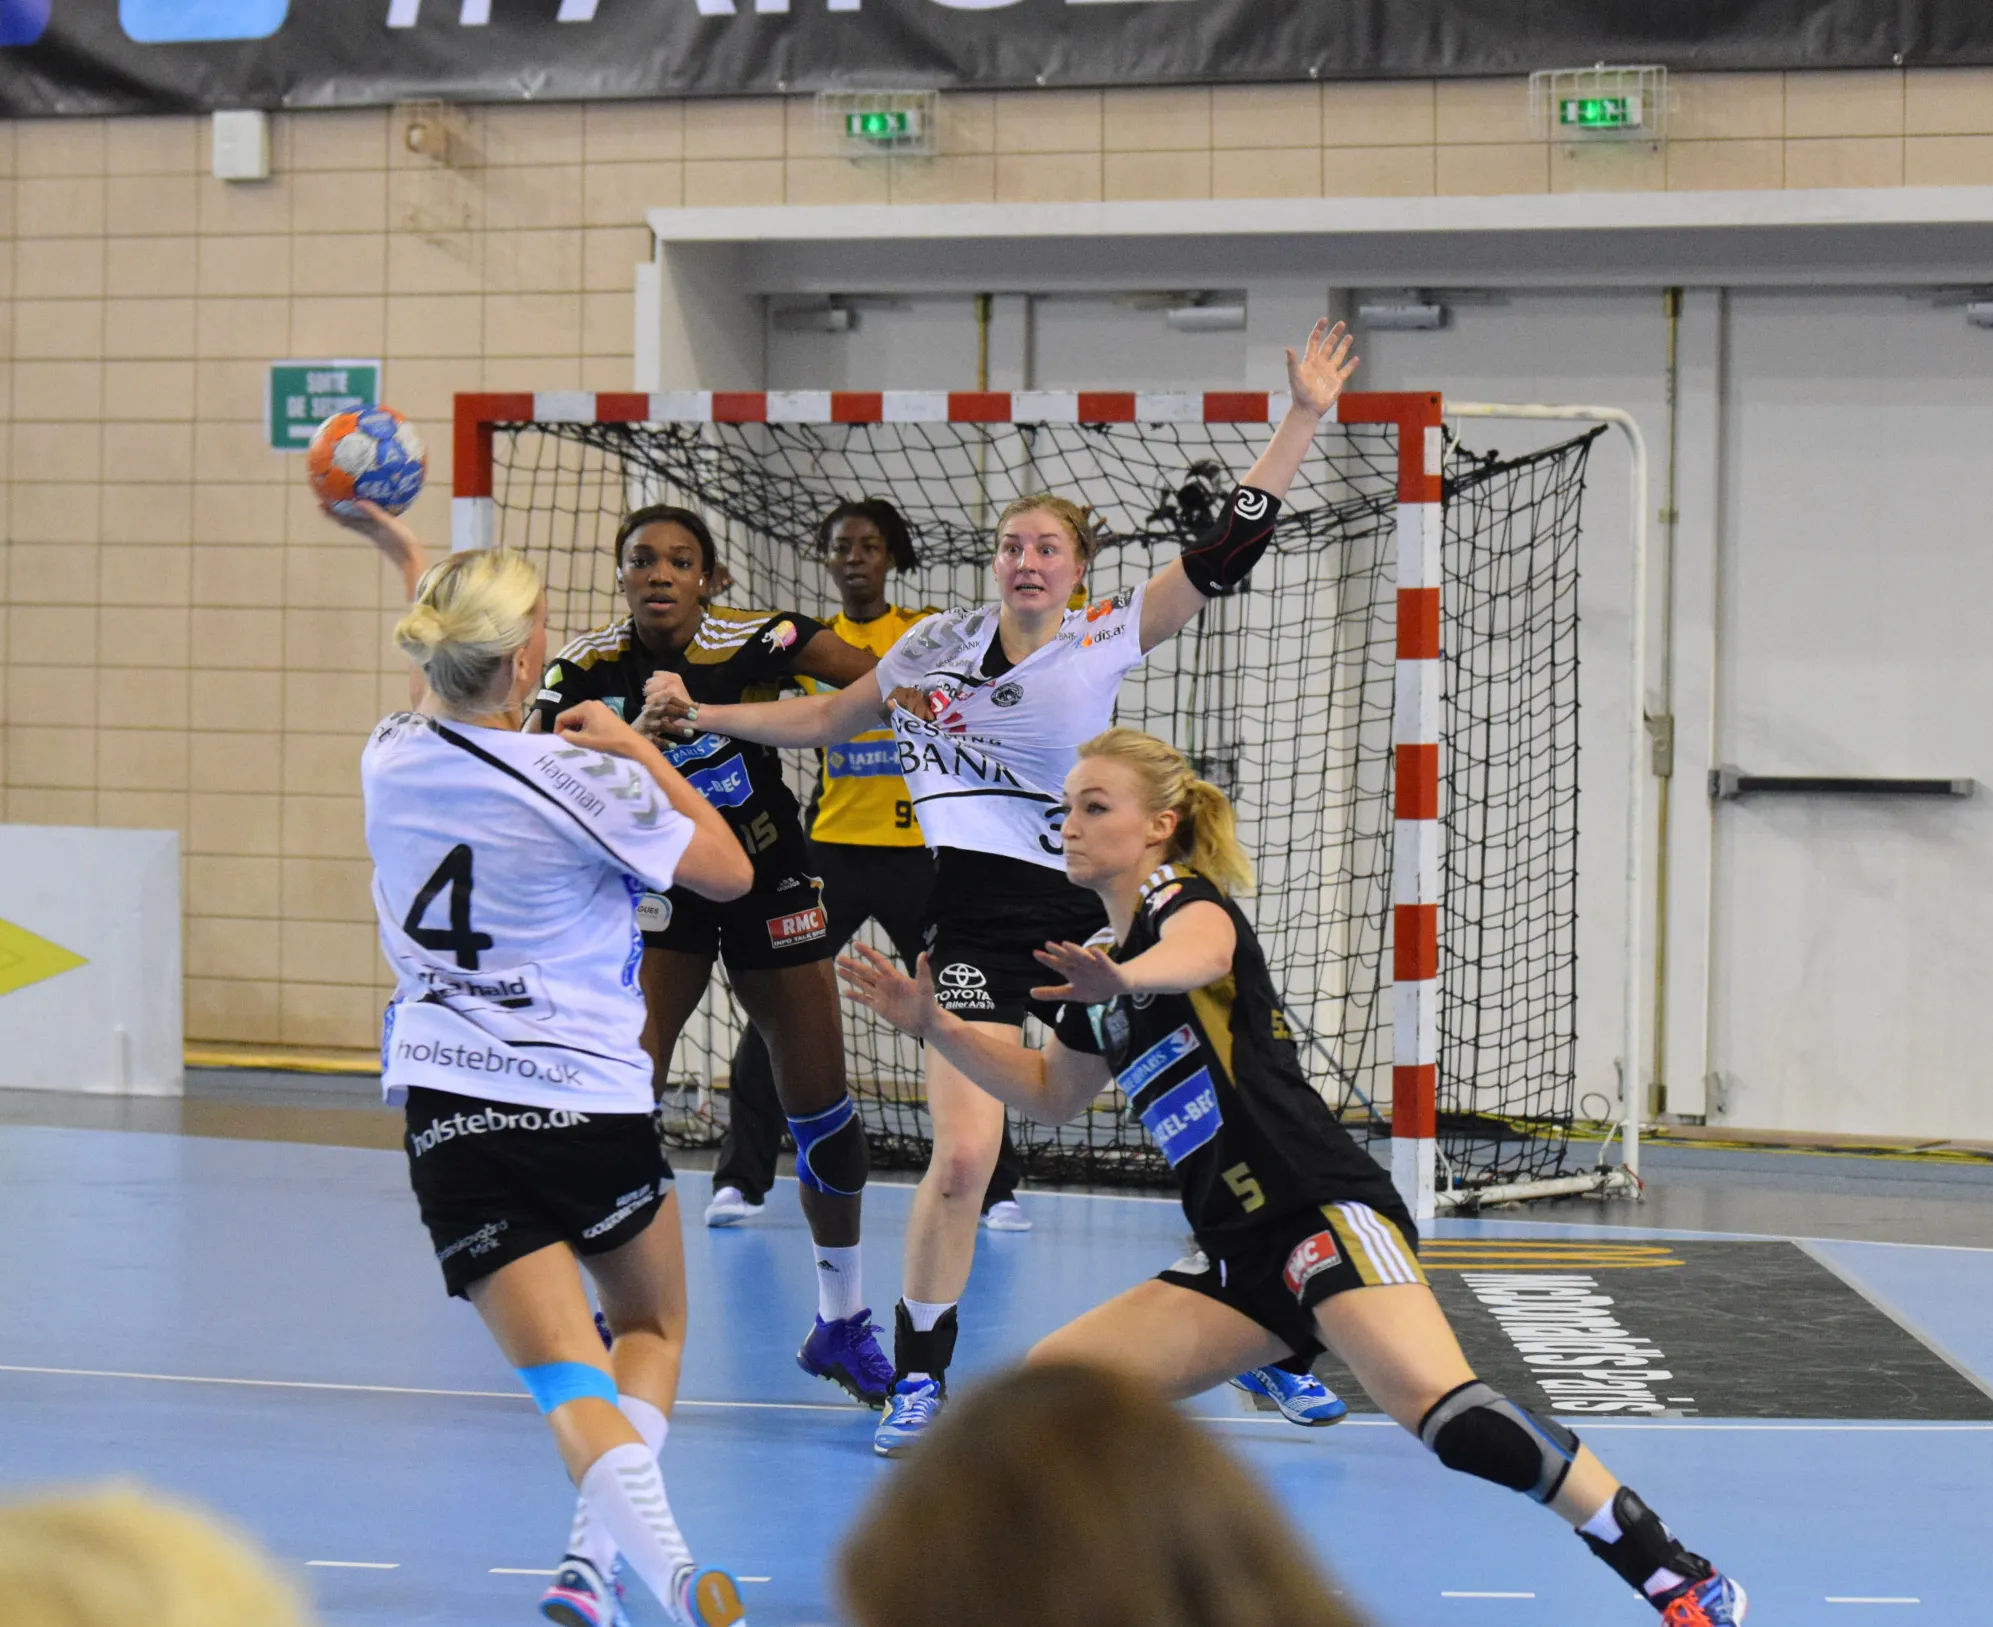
left=703, top=1186, right=765, bottom=1227
left=979, top=1198, right=1031, bottom=1232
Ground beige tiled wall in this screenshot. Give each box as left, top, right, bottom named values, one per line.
left=3, top=69, right=1989, bottom=1055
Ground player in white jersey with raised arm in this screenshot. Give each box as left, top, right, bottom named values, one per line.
left=641, top=319, right=1360, bottom=1454
left=360, top=541, right=756, bottom=1627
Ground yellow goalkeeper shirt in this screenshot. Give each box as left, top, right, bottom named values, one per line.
left=803, top=604, right=938, bottom=848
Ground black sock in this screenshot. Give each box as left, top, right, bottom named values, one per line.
left=1579, top=1487, right=1714, bottom=1604
left=892, top=1300, right=959, bottom=1391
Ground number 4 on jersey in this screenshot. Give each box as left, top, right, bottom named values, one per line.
left=403, top=844, right=494, bottom=969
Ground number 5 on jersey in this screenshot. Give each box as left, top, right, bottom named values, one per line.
left=403, top=844, right=494, bottom=969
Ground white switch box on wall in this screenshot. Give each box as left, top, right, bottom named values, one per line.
left=212, top=109, right=271, bottom=181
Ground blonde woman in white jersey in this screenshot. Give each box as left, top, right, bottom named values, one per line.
left=643, top=319, right=1360, bottom=1454
left=360, top=544, right=755, bottom=1627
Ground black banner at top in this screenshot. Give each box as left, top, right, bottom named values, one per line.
left=5, top=0, right=1993, bottom=119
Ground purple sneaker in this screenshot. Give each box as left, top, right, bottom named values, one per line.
left=797, top=1309, right=893, bottom=1406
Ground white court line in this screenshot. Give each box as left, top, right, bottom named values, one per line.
left=1826, top=1599, right=1921, bottom=1605
left=1442, top=1591, right=1535, bottom=1599
left=740, top=1577, right=772, bottom=1583
left=4, top=1365, right=1990, bottom=1432
left=307, top=1560, right=397, bottom=1569
left=490, top=1569, right=557, bottom=1576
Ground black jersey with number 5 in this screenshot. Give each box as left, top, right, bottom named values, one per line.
left=531, top=608, right=827, bottom=865
left=1053, top=864, right=1410, bottom=1252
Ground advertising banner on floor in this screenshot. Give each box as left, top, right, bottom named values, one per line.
left=5, top=0, right=1992, bottom=119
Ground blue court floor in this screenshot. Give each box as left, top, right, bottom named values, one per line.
left=2, top=1121, right=1990, bottom=1626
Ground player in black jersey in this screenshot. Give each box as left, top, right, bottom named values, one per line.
left=532, top=504, right=895, bottom=1405
left=839, top=729, right=1747, bottom=1627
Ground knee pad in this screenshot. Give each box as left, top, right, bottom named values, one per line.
left=789, top=1095, right=868, bottom=1197
left=1418, top=1380, right=1579, bottom=1504
left=517, top=1360, right=619, bottom=1415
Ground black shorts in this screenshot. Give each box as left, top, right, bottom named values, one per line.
left=922, top=847, right=1108, bottom=1028
left=403, top=1087, right=674, bottom=1298
left=1158, top=1199, right=1426, bottom=1359
left=639, top=829, right=834, bottom=973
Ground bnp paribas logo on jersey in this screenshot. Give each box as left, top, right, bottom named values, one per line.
left=0, top=917, right=87, bottom=998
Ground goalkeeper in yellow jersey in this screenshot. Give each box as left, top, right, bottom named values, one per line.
left=707, top=500, right=1028, bottom=1233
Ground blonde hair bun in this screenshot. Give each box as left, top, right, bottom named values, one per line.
left=392, top=549, right=543, bottom=710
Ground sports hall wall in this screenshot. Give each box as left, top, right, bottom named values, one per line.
left=3, top=70, right=1991, bottom=1135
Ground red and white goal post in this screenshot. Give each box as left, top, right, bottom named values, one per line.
left=450, top=387, right=1645, bottom=1221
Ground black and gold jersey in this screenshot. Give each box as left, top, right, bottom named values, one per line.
left=1053, top=863, right=1407, bottom=1252
left=531, top=607, right=827, bottom=863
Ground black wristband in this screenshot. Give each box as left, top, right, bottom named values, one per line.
left=1179, top=485, right=1281, bottom=597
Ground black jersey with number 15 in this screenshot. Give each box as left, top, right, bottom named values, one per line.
left=1053, top=864, right=1411, bottom=1253
left=531, top=608, right=827, bottom=863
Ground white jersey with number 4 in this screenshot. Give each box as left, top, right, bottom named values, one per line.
left=362, top=713, right=695, bottom=1114
left=873, top=583, right=1147, bottom=870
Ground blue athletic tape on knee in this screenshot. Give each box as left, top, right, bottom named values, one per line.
left=789, top=1095, right=867, bottom=1197
left=1418, top=1380, right=1579, bottom=1503
left=517, top=1361, right=619, bottom=1415
left=1179, top=485, right=1282, bottom=597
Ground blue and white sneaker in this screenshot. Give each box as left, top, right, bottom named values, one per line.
left=1228, top=1366, right=1349, bottom=1426
left=797, top=1309, right=894, bottom=1407
left=539, top=1556, right=629, bottom=1627
left=677, top=1565, right=749, bottom=1627
left=1660, top=1573, right=1747, bottom=1626
left=872, top=1375, right=944, bottom=1456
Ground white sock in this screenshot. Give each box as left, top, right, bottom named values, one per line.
left=903, top=1296, right=953, bottom=1333
left=1578, top=1494, right=1685, bottom=1599
left=814, top=1244, right=864, bottom=1323
left=1578, top=1497, right=1622, bottom=1544
left=567, top=1397, right=670, bottom=1576
left=577, top=1442, right=694, bottom=1616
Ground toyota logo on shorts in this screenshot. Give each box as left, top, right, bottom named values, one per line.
left=936, top=962, right=987, bottom=989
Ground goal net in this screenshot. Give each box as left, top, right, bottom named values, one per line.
left=456, top=390, right=1599, bottom=1205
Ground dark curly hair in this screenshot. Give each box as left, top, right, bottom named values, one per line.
left=614, top=504, right=717, bottom=575
left=815, top=498, right=918, bottom=573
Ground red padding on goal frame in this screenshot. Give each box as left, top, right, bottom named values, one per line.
left=453, top=392, right=533, bottom=498
left=1393, top=904, right=1438, bottom=982
left=832, top=392, right=884, bottom=423
left=1398, top=587, right=1441, bottom=659
left=596, top=393, right=650, bottom=422
left=948, top=392, right=1012, bottom=423
left=1077, top=391, right=1138, bottom=423
left=1203, top=391, right=1269, bottom=421
left=1396, top=745, right=1439, bottom=821
left=712, top=392, right=767, bottom=423
left=1391, top=1066, right=1438, bottom=1138
left=1337, top=390, right=1444, bottom=504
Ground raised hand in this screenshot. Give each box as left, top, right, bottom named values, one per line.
left=638, top=670, right=701, bottom=740
left=837, top=943, right=939, bottom=1037
left=1286, top=318, right=1360, bottom=420
left=1029, top=940, right=1130, bottom=1004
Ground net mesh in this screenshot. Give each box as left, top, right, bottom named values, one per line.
left=485, top=411, right=1598, bottom=1192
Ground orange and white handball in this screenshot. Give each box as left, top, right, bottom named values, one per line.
left=308, top=406, right=428, bottom=516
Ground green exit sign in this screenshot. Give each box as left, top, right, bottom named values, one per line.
left=268, top=358, right=379, bottom=451
left=845, top=109, right=921, bottom=141
left=1559, top=94, right=1643, bottom=130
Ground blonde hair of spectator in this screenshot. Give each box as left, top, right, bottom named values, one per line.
left=0, top=1483, right=313, bottom=1627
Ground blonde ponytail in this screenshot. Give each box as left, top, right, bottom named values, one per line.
left=1074, top=727, right=1255, bottom=897
left=393, top=548, right=543, bottom=709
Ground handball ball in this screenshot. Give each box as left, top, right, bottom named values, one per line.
left=308, top=406, right=427, bottom=517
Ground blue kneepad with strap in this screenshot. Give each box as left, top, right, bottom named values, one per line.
left=789, top=1094, right=867, bottom=1197
left=517, top=1361, right=619, bottom=1414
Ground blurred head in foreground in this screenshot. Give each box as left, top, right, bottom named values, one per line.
left=0, top=1484, right=311, bottom=1627
left=839, top=1362, right=1364, bottom=1627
